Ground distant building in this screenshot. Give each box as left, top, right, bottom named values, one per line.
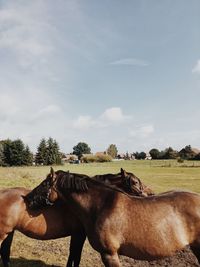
left=191, top=148, right=200, bottom=155
left=145, top=153, right=152, bottom=160
left=117, top=153, right=135, bottom=160
left=62, top=154, right=78, bottom=163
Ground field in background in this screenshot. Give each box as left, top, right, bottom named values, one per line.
left=0, top=160, right=200, bottom=267
left=1, top=160, right=200, bottom=193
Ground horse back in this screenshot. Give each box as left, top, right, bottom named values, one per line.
left=0, top=187, right=29, bottom=238
left=0, top=187, right=82, bottom=240
left=0, top=187, right=29, bottom=212
left=91, top=191, right=200, bottom=256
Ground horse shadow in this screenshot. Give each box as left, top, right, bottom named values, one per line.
left=0, top=257, right=61, bottom=267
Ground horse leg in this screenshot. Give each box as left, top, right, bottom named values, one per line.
left=190, top=244, right=200, bottom=264
left=101, top=252, right=121, bottom=267
left=0, top=231, right=14, bottom=267
left=66, top=231, right=86, bottom=267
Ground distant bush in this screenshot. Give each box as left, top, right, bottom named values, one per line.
left=179, top=145, right=196, bottom=160
left=107, top=144, right=118, bottom=158
left=177, top=157, right=184, bottom=163
left=96, top=154, right=112, bottom=162
left=81, top=154, right=112, bottom=163
left=81, top=155, right=96, bottom=163
left=193, top=153, right=200, bottom=160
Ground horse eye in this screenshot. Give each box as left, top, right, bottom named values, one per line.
left=42, top=181, right=49, bottom=188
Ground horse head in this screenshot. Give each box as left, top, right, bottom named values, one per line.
left=23, top=167, right=58, bottom=210
left=24, top=168, right=89, bottom=210
left=120, top=168, right=154, bottom=196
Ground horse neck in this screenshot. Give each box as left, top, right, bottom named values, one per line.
left=94, top=173, right=122, bottom=186
left=143, top=185, right=154, bottom=195
left=57, top=179, right=115, bottom=218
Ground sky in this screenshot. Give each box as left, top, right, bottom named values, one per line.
left=0, top=0, right=200, bottom=154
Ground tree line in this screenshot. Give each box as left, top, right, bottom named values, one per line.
left=135, top=145, right=200, bottom=161
left=0, top=141, right=118, bottom=166
left=0, top=139, right=33, bottom=166
left=0, top=138, right=62, bottom=166
left=0, top=138, right=200, bottom=167
left=73, top=143, right=200, bottom=161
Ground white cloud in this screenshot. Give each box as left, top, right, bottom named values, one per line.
left=73, top=115, right=96, bottom=130
left=73, top=107, right=131, bottom=131
left=101, top=107, right=127, bottom=122
left=192, top=60, right=200, bottom=74
left=32, top=105, right=62, bottom=121
left=110, top=58, right=149, bottom=67
left=140, top=125, right=155, bottom=137
left=130, top=124, right=155, bottom=138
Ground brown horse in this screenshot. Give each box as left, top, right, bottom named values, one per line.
left=0, top=169, right=152, bottom=267
left=0, top=187, right=85, bottom=267
left=25, top=168, right=200, bottom=267
left=92, top=171, right=153, bottom=196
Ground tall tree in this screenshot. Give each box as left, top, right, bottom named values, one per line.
left=2, top=139, right=12, bottom=166
left=138, top=152, right=147, bottom=160
left=107, top=144, right=118, bottom=158
left=1, top=139, right=33, bottom=166
left=46, top=137, right=62, bottom=165
left=179, top=145, right=195, bottom=160
left=8, top=139, right=25, bottom=166
left=35, top=138, right=61, bottom=165
left=53, top=140, right=62, bottom=165
left=134, top=151, right=146, bottom=160
left=23, top=145, right=33, bottom=166
left=163, top=147, right=178, bottom=159
left=35, top=138, right=47, bottom=165
left=0, top=142, right=4, bottom=166
left=149, top=148, right=160, bottom=159
left=73, top=142, right=91, bottom=159
left=46, top=137, right=56, bottom=165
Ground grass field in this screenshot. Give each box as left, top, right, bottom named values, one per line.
left=0, top=160, right=200, bottom=267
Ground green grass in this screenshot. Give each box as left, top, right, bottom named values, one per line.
left=1, top=160, right=200, bottom=193
left=0, top=160, right=200, bottom=266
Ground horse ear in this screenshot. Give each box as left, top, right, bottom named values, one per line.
left=50, top=167, right=57, bottom=182
left=120, top=168, right=127, bottom=178
left=121, top=168, right=124, bottom=176
left=50, top=167, right=55, bottom=177
left=21, top=195, right=27, bottom=201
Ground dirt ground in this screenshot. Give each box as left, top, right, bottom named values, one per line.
left=3, top=233, right=199, bottom=267
left=31, top=238, right=200, bottom=267
left=8, top=232, right=200, bottom=267
left=120, top=247, right=200, bottom=267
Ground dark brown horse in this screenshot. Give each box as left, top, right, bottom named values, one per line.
left=0, top=169, right=152, bottom=267
left=25, top=168, right=200, bottom=267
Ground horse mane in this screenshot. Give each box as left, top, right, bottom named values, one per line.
left=55, top=170, right=138, bottom=198
left=93, top=173, right=121, bottom=183
left=56, top=170, right=89, bottom=192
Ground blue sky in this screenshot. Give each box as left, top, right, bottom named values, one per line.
left=0, top=0, right=200, bottom=153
